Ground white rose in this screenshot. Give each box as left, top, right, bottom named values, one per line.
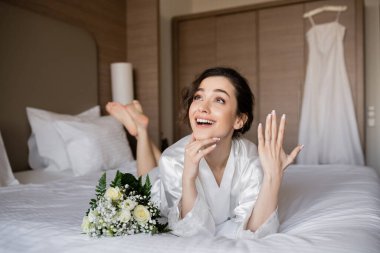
left=105, top=187, right=122, bottom=201
left=118, top=209, right=131, bottom=223
left=133, top=205, right=151, bottom=224
left=81, top=216, right=91, bottom=233
left=121, top=199, right=137, bottom=211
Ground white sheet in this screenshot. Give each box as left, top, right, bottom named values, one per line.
left=14, top=169, right=75, bottom=184
left=0, top=164, right=379, bottom=253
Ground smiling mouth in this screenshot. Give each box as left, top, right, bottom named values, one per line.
left=196, top=118, right=215, bottom=126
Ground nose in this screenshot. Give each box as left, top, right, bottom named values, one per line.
left=197, top=100, right=210, bottom=113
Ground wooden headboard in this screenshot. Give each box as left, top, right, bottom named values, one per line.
left=0, top=2, right=98, bottom=172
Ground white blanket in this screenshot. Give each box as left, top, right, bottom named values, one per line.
left=0, top=164, right=379, bottom=253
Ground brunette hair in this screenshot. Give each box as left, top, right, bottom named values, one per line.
left=181, top=67, right=254, bottom=138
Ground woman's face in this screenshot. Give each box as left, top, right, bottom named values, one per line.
left=189, top=76, right=244, bottom=140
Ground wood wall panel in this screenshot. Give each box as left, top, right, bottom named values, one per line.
left=174, top=17, right=216, bottom=138
left=0, top=0, right=127, bottom=112
left=216, top=11, right=258, bottom=142
left=258, top=4, right=305, bottom=151
left=126, top=0, right=160, bottom=145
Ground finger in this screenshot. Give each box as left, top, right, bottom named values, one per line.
left=287, top=144, right=304, bottom=165
left=265, top=113, right=272, bottom=146
left=276, top=114, right=286, bottom=147
left=197, top=137, right=220, bottom=148
left=196, top=143, right=217, bottom=159
left=257, top=123, right=264, bottom=150
left=271, top=110, right=277, bottom=146
left=188, top=137, right=219, bottom=154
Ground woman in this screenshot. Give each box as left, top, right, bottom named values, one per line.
left=106, top=67, right=303, bottom=239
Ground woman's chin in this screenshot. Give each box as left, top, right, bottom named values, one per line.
left=192, top=132, right=214, bottom=140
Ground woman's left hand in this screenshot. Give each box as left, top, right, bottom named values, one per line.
left=257, top=110, right=303, bottom=179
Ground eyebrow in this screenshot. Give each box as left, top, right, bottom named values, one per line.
left=196, top=88, right=231, bottom=97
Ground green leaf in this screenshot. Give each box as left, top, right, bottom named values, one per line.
left=136, top=175, right=149, bottom=198
left=96, top=172, right=107, bottom=198
left=120, top=173, right=138, bottom=192
left=143, top=175, right=152, bottom=197
left=111, top=170, right=122, bottom=188
left=85, top=172, right=106, bottom=215
left=138, top=176, right=143, bottom=189
left=155, top=222, right=171, bottom=234
left=87, top=198, right=97, bottom=215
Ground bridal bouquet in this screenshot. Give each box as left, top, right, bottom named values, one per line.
left=81, top=171, right=169, bottom=237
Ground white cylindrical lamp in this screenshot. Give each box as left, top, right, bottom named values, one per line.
left=111, top=62, right=134, bottom=105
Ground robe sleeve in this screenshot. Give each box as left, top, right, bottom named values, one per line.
left=159, top=154, right=216, bottom=237
left=216, top=157, right=280, bottom=239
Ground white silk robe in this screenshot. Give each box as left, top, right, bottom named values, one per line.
left=150, top=135, right=279, bottom=239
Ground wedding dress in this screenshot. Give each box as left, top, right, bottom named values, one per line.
left=297, top=14, right=364, bottom=165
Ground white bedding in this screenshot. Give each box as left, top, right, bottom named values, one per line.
left=0, top=164, right=379, bottom=253
left=14, top=169, right=75, bottom=184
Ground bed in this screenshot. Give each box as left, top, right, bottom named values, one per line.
left=0, top=164, right=379, bottom=253
left=0, top=2, right=379, bottom=253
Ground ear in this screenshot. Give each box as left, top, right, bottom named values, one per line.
left=234, top=113, right=248, bottom=130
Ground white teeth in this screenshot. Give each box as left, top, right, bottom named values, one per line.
left=196, top=118, right=214, bottom=124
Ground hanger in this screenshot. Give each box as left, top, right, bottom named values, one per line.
left=303, top=5, right=347, bottom=18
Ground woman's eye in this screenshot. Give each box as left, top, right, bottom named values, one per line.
left=216, top=97, right=225, bottom=104
left=193, top=95, right=201, bottom=101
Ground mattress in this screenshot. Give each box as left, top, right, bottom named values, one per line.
left=0, top=164, right=379, bottom=253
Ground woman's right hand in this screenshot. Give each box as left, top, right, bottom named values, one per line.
left=183, top=135, right=219, bottom=181
left=181, top=135, right=219, bottom=218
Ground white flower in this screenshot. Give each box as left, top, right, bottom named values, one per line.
left=133, top=205, right=151, bottom=224
left=105, top=187, right=122, bottom=201
left=81, top=216, right=91, bottom=233
left=88, top=209, right=99, bottom=223
left=118, top=209, right=131, bottom=223
left=121, top=198, right=137, bottom=211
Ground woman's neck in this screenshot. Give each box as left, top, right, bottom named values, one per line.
left=205, top=137, right=232, bottom=172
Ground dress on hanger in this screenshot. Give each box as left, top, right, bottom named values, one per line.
left=297, top=14, right=364, bottom=165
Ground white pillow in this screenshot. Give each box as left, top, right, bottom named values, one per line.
left=0, top=131, right=19, bottom=187
left=26, top=106, right=100, bottom=171
left=54, top=116, right=134, bottom=176
left=27, top=133, right=49, bottom=170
